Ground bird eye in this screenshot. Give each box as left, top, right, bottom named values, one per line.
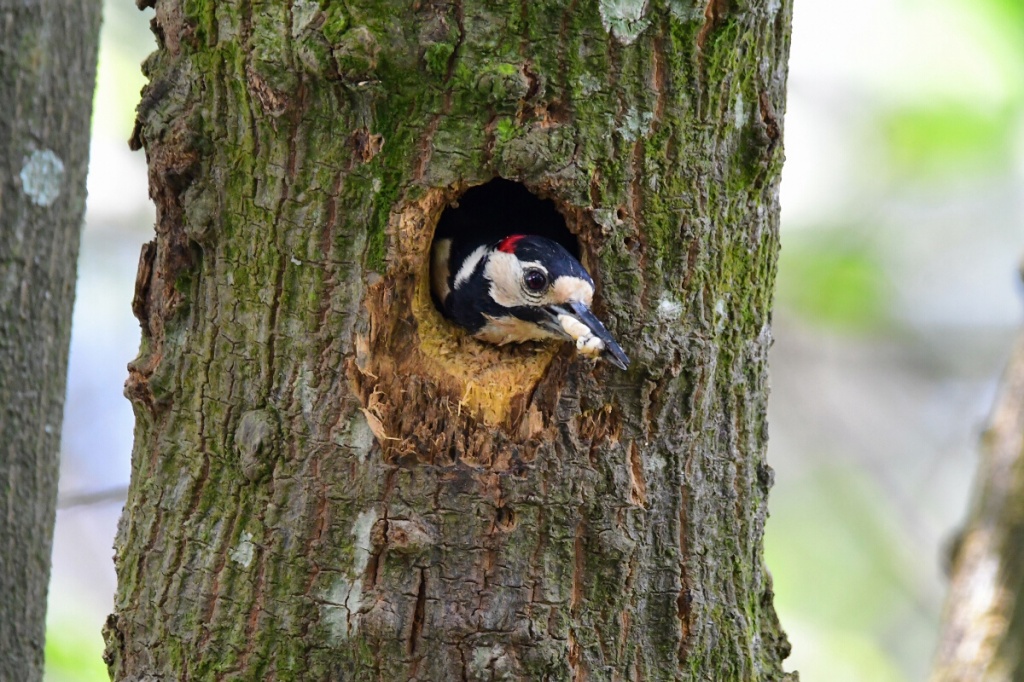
left=524, top=269, right=548, bottom=292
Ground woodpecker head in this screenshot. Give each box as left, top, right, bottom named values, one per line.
left=432, top=233, right=629, bottom=370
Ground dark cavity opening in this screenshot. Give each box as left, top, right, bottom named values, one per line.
left=433, top=178, right=578, bottom=259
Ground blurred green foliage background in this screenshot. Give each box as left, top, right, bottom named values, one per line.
left=766, top=0, right=1022, bottom=679
left=46, top=0, right=1022, bottom=680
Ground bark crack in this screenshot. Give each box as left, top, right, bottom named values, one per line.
left=447, top=0, right=465, bottom=85
left=366, top=509, right=388, bottom=589
left=198, top=504, right=243, bottom=652
left=570, top=520, right=585, bottom=613
left=677, top=496, right=692, bottom=663
left=568, top=627, right=584, bottom=682
left=237, top=541, right=268, bottom=674
left=414, top=0, right=464, bottom=182
left=651, top=32, right=668, bottom=125
left=696, top=0, right=730, bottom=52
left=757, top=90, right=781, bottom=150
left=155, top=453, right=212, bottom=612
left=408, top=567, right=428, bottom=656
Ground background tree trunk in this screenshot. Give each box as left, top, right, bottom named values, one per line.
left=0, top=3, right=102, bottom=681
left=107, top=0, right=794, bottom=679
left=932, top=328, right=1024, bottom=681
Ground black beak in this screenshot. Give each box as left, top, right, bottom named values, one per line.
left=545, top=302, right=630, bottom=370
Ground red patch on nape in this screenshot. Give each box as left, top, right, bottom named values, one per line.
left=498, top=234, right=527, bottom=254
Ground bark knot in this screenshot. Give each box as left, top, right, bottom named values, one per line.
left=234, top=409, right=280, bottom=482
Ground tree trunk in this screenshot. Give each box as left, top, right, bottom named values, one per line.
left=0, top=3, right=102, bottom=681
left=932, top=329, right=1024, bottom=681
left=106, top=1, right=794, bottom=679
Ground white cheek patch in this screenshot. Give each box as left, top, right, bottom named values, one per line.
left=548, top=276, right=593, bottom=307
left=557, top=314, right=606, bottom=357
left=485, top=252, right=529, bottom=308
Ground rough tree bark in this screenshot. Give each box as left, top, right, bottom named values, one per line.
left=0, top=3, right=102, bottom=681
left=932, top=328, right=1024, bottom=681
left=106, top=0, right=794, bottom=679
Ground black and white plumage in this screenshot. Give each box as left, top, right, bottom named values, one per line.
left=431, top=232, right=630, bottom=370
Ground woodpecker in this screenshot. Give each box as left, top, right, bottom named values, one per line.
left=431, top=233, right=630, bottom=370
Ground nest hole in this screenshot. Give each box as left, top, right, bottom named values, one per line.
left=432, top=178, right=579, bottom=281
left=411, top=178, right=581, bottom=426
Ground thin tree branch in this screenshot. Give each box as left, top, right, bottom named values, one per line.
left=932, top=329, right=1024, bottom=680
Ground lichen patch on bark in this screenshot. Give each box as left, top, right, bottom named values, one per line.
left=18, top=148, right=64, bottom=207
left=319, top=507, right=379, bottom=643
left=229, top=531, right=256, bottom=568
